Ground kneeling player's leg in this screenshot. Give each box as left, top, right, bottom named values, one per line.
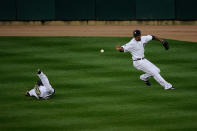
left=134, top=60, right=153, bottom=81
left=153, top=73, right=172, bottom=89
left=140, top=59, right=172, bottom=89
left=140, top=73, right=152, bottom=81
left=136, top=59, right=158, bottom=80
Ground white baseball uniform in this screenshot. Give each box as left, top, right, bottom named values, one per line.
left=121, top=35, right=172, bottom=89
left=28, top=72, right=55, bottom=99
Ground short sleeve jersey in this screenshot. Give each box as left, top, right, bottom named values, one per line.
left=121, top=35, right=153, bottom=60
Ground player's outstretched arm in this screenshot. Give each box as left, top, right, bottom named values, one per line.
left=152, top=35, right=169, bottom=50
left=152, top=35, right=163, bottom=43
left=116, top=45, right=124, bottom=52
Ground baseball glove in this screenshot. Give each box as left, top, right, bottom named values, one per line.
left=162, top=40, right=169, bottom=50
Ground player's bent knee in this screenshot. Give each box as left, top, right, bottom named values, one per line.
left=140, top=75, right=147, bottom=81
left=140, top=75, right=144, bottom=80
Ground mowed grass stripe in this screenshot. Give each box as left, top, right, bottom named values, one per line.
left=0, top=36, right=197, bottom=131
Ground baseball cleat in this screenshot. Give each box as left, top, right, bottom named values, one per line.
left=165, top=86, right=176, bottom=90
left=37, top=69, right=41, bottom=74
left=144, top=80, right=151, bottom=86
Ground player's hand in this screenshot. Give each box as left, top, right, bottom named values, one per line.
left=116, top=45, right=121, bottom=51
left=37, top=69, right=41, bottom=74
left=25, top=91, right=30, bottom=96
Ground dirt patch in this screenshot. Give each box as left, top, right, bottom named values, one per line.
left=0, top=25, right=196, bottom=42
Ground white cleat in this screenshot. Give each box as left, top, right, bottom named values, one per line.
left=165, top=86, right=176, bottom=90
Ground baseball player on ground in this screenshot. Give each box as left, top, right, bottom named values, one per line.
left=116, top=29, right=175, bottom=90
left=25, top=69, right=55, bottom=99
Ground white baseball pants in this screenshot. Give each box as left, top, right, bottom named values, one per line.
left=133, top=59, right=172, bottom=89
left=38, top=72, right=54, bottom=92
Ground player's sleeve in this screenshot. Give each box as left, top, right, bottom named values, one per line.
left=28, top=89, right=39, bottom=99
left=144, top=35, right=153, bottom=43
left=121, top=42, right=132, bottom=52
left=37, top=72, right=52, bottom=89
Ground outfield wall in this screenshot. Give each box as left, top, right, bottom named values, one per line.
left=1, top=20, right=197, bottom=26
left=0, top=0, right=197, bottom=21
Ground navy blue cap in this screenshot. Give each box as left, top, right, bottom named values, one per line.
left=133, top=30, right=141, bottom=37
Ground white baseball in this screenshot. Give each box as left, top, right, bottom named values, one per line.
left=100, top=49, right=104, bottom=53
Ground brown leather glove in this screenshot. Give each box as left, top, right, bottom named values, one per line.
left=162, top=40, right=169, bottom=50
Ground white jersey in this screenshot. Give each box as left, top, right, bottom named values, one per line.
left=121, top=35, right=153, bottom=60
left=28, top=72, right=55, bottom=99
left=121, top=35, right=173, bottom=89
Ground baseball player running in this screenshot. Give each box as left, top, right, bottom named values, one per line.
left=25, top=69, right=55, bottom=99
left=116, top=29, right=175, bottom=90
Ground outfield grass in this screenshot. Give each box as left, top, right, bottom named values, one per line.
left=0, top=36, right=197, bottom=131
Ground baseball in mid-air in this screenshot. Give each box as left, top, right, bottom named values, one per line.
left=100, top=49, right=104, bottom=53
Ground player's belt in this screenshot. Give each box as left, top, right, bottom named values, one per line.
left=133, top=57, right=144, bottom=61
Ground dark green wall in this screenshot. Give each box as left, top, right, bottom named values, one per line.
left=17, top=0, right=55, bottom=20
left=95, top=0, right=135, bottom=20
left=0, top=0, right=197, bottom=20
left=0, top=0, right=16, bottom=20
left=136, top=0, right=175, bottom=19
left=55, top=0, right=95, bottom=20
left=176, top=0, right=197, bottom=20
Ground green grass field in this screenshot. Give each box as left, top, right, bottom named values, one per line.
left=0, top=36, right=197, bottom=131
